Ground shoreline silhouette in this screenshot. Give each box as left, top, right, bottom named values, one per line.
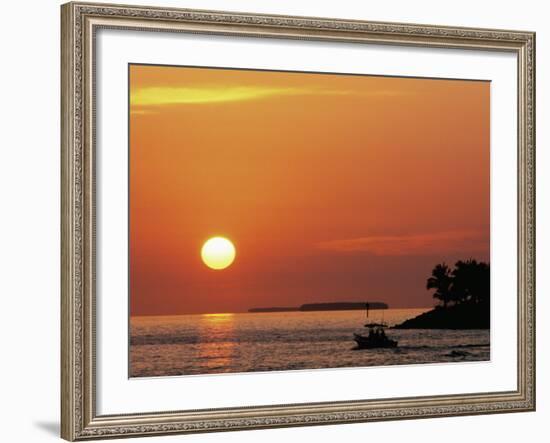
left=394, top=259, right=490, bottom=329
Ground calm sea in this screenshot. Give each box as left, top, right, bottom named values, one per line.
left=130, top=308, right=490, bottom=377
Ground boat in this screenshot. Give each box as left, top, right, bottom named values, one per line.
left=353, top=301, right=398, bottom=349
left=353, top=323, right=398, bottom=349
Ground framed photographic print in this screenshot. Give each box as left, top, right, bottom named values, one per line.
left=61, top=1, right=536, bottom=440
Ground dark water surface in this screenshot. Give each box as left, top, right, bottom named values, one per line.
left=130, top=309, right=490, bottom=377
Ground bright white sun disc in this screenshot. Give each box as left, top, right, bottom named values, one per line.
left=201, top=237, right=236, bottom=270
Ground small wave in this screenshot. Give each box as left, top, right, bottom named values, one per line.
left=379, top=343, right=489, bottom=352
left=444, top=350, right=472, bottom=358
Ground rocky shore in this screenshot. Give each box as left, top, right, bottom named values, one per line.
left=393, top=303, right=489, bottom=329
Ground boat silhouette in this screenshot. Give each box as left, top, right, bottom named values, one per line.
left=353, top=323, right=398, bottom=349
left=353, top=302, right=398, bottom=349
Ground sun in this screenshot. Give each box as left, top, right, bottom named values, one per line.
left=201, top=237, right=236, bottom=270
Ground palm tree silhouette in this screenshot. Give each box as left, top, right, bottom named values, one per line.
left=452, top=259, right=490, bottom=305
left=426, top=263, right=453, bottom=308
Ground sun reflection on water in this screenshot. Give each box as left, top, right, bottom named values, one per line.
left=197, top=313, right=237, bottom=371
left=201, top=313, right=235, bottom=322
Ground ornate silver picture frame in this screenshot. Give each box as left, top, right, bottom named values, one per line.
left=61, top=1, right=535, bottom=440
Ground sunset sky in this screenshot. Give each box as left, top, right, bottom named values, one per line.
left=129, top=64, right=489, bottom=316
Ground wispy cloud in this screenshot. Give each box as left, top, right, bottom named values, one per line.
left=130, top=109, right=157, bottom=115
left=317, top=230, right=488, bottom=256
left=130, top=85, right=352, bottom=107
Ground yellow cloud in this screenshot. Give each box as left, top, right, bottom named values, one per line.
left=130, top=85, right=352, bottom=107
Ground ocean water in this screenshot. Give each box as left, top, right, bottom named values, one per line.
left=130, top=308, right=490, bottom=377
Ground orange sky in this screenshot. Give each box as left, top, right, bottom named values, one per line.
left=129, top=64, right=489, bottom=316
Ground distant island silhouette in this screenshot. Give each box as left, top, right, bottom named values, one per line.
left=248, top=301, right=388, bottom=313
left=248, top=307, right=299, bottom=313
left=394, top=259, right=490, bottom=329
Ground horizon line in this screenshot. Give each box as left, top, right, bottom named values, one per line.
left=130, top=306, right=433, bottom=318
